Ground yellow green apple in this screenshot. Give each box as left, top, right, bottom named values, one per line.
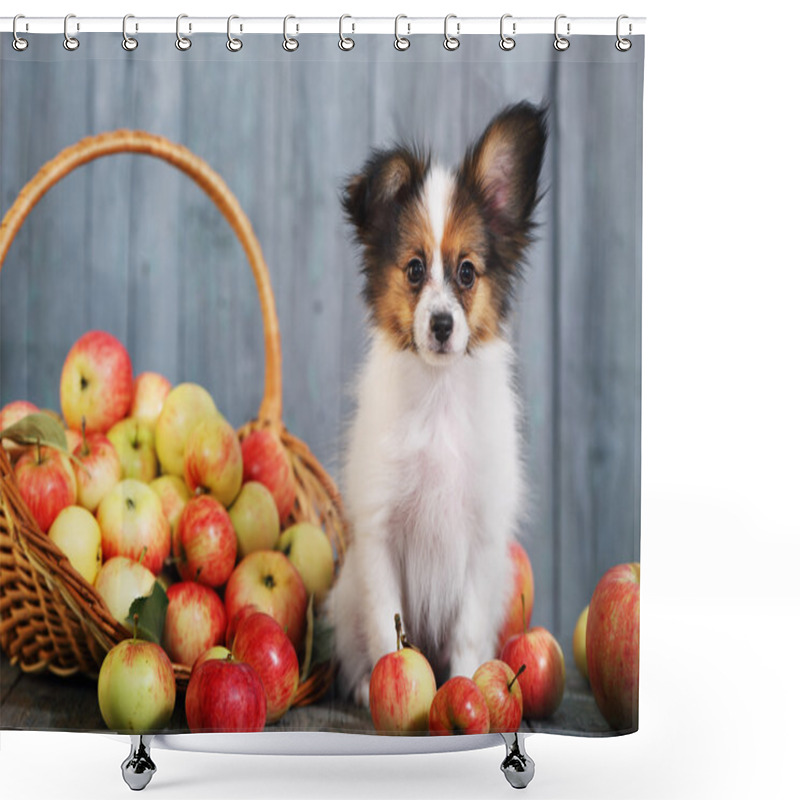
left=107, top=418, right=158, bottom=483
left=228, top=481, right=280, bottom=559
left=573, top=604, right=590, bottom=680
left=154, top=383, right=217, bottom=476
left=48, top=505, right=103, bottom=584
left=150, top=474, right=191, bottom=534
left=277, top=522, right=334, bottom=607
left=183, top=415, right=243, bottom=507
left=95, top=556, right=156, bottom=628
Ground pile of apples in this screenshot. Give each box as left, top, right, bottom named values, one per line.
left=0, top=329, right=336, bottom=733
left=367, top=543, right=640, bottom=735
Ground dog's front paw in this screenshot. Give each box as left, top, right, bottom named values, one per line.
left=353, top=675, right=371, bottom=709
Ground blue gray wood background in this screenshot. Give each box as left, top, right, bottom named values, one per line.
left=0, top=34, right=643, bottom=658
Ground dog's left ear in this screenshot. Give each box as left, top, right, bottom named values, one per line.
left=460, top=102, right=547, bottom=235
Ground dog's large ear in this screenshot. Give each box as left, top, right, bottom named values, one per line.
left=342, top=147, right=429, bottom=241
left=460, top=102, right=547, bottom=236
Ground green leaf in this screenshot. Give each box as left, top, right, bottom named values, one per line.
left=126, top=581, right=169, bottom=645
left=0, top=412, right=67, bottom=451
left=300, top=596, right=335, bottom=683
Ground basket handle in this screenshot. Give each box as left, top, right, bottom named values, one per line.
left=0, top=129, right=282, bottom=426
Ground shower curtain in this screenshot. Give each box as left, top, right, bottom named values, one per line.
left=0, top=25, right=643, bottom=739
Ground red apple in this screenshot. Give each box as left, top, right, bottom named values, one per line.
left=224, top=550, right=307, bottom=653
left=573, top=604, right=590, bottom=681
left=95, top=556, right=157, bottom=629
left=586, top=562, right=640, bottom=731
left=107, top=417, right=158, bottom=483
left=0, top=400, right=39, bottom=461
left=14, top=444, right=77, bottom=532
left=60, top=330, right=133, bottom=434
left=501, top=627, right=565, bottom=720
left=429, top=676, right=491, bottom=735
left=97, top=479, right=171, bottom=575
left=369, top=614, right=437, bottom=733
left=473, top=660, right=526, bottom=733
left=97, top=635, right=176, bottom=732
left=183, top=415, right=243, bottom=507
left=496, top=541, right=535, bottom=655
left=240, top=427, right=296, bottom=522
left=162, top=581, right=227, bottom=669
left=173, top=495, right=237, bottom=588
left=232, top=612, right=299, bottom=724
left=185, top=654, right=267, bottom=733
left=154, top=383, right=217, bottom=477
left=225, top=603, right=260, bottom=649
left=130, top=372, right=172, bottom=428
left=72, top=429, right=122, bottom=513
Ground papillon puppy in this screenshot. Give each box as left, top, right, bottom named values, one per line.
left=327, top=102, right=547, bottom=706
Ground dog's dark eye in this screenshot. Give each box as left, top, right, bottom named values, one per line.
left=407, top=258, right=425, bottom=286
left=458, top=260, right=476, bottom=289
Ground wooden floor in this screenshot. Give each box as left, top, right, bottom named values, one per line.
left=0, top=652, right=615, bottom=737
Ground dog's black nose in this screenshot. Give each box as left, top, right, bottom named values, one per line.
left=431, top=312, right=454, bottom=344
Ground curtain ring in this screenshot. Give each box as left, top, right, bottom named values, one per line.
left=394, top=15, right=410, bottom=51
left=554, top=14, right=570, bottom=51
left=122, top=14, right=138, bottom=51
left=339, top=14, right=355, bottom=51
left=499, top=14, right=516, bottom=51
left=12, top=15, right=29, bottom=52
left=176, top=14, right=192, bottom=51
left=227, top=15, right=243, bottom=52
left=283, top=15, right=299, bottom=51
left=63, top=13, right=79, bottom=51
left=443, top=14, right=460, bottom=51
left=615, top=15, right=632, bottom=52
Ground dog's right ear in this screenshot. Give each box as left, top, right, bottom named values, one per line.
left=342, top=147, right=429, bottom=241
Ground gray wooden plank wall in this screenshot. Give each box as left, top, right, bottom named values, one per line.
left=0, top=34, right=643, bottom=655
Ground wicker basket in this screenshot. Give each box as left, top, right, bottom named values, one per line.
left=0, top=129, right=346, bottom=706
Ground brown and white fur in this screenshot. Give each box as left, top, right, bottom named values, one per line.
left=327, top=103, right=547, bottom=706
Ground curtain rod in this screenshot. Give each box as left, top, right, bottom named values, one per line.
left=0, top=16, right=645, bottom=37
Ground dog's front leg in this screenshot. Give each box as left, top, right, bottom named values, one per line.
left=448, top=539, right=510, bottom=678
left=351, top=515, right=404, bottom=705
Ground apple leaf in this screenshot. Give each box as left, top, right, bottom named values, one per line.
left=126, top=581, right=169, bottom=645
left=0, top=412, right=67, bottom=450
left=300, top=596, right=335, bottom=683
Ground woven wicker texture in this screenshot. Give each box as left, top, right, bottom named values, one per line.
left=0, top=130, right=346, bottom=705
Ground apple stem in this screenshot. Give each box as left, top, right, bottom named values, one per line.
left=508, top=663, right=527, bottom=691
left=80, top=416, right=89, bottom=456
left=226, top=651, right=234, bottom=663
left=521, top=593, right=526, bottom=628
left=138, top=546, right=148, bottom=566
left=195, top=567, right=203, bottom=583
left=35, top=437, right=42, bottom=465
left=395, top=613, right=403, bottom=651
left=132, top=613, right=139, bottom=640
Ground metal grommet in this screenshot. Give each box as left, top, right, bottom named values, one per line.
left=615, top=15, right=632, bottom=52
left=227, top=15, right=243, bottom=52
left=499, top=14, right=516, bottom=51
left=339, top=14, right=355, bottom=51
left=63, top=13, right=79, bottom=51
left=554, top=14, right=570, bottom=52
left=176, top=13, right=192, bottom=51
left=122, top=14, right=138, bottom=51
left=12, top=15, right=29, bottom=52
left=283, top=15, right=299, bottom=52
left=394, top=15, right=410, bottom=51
left=443, top=14, right=460, bottom=51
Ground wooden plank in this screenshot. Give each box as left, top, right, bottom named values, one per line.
left=552, top=39, right=643, bottom=644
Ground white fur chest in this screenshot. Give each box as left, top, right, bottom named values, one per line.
left=344, top=333, right=522, bottom=662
